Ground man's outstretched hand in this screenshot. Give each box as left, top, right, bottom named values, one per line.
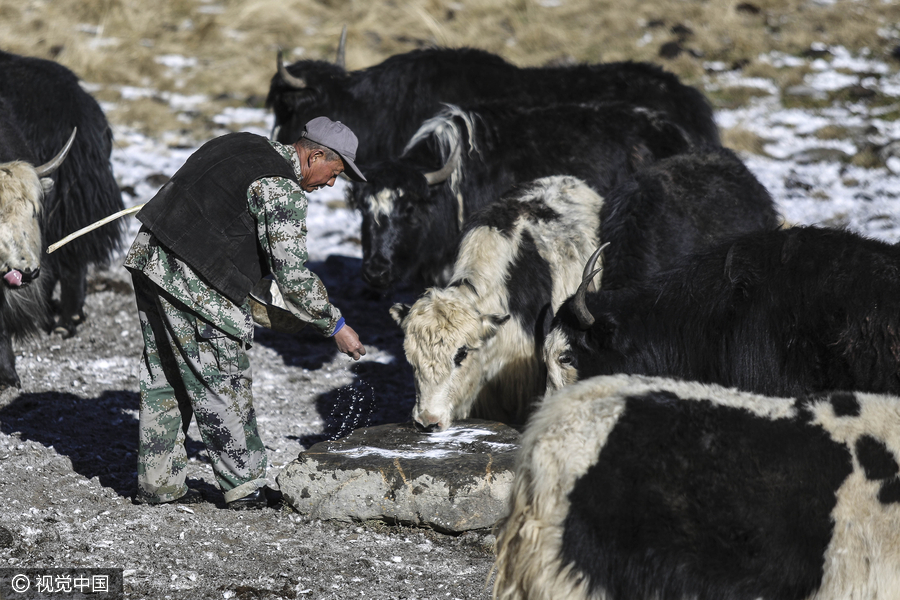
left=334, top=324, right=366, bottom=360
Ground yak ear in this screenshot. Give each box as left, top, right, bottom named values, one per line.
left=628, top=142, right=655, bottom=171
left=480, top=313, right=510, bottom=341
left=490, top=314, right=511, bottom=328
left=389, top=303, right=411, bottom=326
left=538, top=303, right=554, bottom=341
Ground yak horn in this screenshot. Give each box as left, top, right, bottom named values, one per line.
left=47, top=203, right=144, bottom=254
left=423, top=141, right=461, bottom=185
left=270, top=124, right=281, bottom=142
left=277, top=49, right=307, bottom=89
left=335, top=25, right=347, bottom=68
left=36, top=128, right=77, bottom=177
left=572, top=242, right=610, bottom=330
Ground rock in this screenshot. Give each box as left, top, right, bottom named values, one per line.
left=784, top=85, right=827, bottom=100
left=790, top=147, right=852, bottom=165
left=658, top=41, right=683, bottom=59
left=277, top=420, right=519, bottom=533
left=0, top=526, right=13, bottom=548
left=784, top=170, right=814, bottom=191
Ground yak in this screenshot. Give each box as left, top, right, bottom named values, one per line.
left=0, top=97, right=76, bottom=388
left=350, top=101, right=694, bottom=290
left=545, top=225, right=900, bottom=398
left=494, top=374, right=900, bottom=600
left=267, top=40, right=720, bottom=164
left=391, top=148, right=779, bottom=431
left=390, top=176, right=605, bottom=431
left=0, top=50, right=124, bottom=339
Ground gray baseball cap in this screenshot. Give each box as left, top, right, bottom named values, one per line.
left=301, top=116, right=366, bottom=182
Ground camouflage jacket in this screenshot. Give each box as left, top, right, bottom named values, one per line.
left=124, top=140, right=343, bottom=343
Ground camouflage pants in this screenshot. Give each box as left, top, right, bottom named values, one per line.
left=131, top=272, right=267, bottom=504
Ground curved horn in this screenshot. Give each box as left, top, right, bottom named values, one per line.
left=35, top=127, right=77, bottom=177
left=277, top=49, right=307, bottom=89
left=572, top=242, right=609, bottom=330
left=270, top=124, right=281, bottom=142
left=423, top=140, right=461, bottom=186
left=335, top=25, right=347, bottom=68
left=586, top=241, right=610, bottom=293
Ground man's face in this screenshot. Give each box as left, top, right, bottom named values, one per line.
left=300, top=151, right=344, bottom=193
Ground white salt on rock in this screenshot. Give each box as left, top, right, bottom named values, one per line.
left=277, top=420, right=519, bottom=533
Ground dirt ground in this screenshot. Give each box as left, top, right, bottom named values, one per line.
left=0, top=253, right=498, bottom=599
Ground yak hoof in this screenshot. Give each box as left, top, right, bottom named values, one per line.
left=52, top=322, right=77, bottom=338
left=52, top=325, right=75, bottom=338
left=53, top=311, right=86, bottom=338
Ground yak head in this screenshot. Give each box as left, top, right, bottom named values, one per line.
left=349, top=140, right=462, bottom=289
left=391, top=285, right=509, bottom=432
left=543, top=314, right=586, bottom=393
left=0, top=161, right=45, bottom=284
left=0, top=128, right=76, bottom=289
left=542, top=244, right=618, bottom=393
left=266, top=29, right=350, bottom=145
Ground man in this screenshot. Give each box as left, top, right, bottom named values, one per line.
left=125, top=117, right=366, bottom=509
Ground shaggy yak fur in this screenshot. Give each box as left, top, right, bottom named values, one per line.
left=0, top=50, right=123, bottom=335
left=0, top=51, right=122, bottom=387
left=494, top=374, right=900, bottom=600
left=0, top=98, right=65, bottom=388
left=545, top=225, right=900, bottom=397
left=349, top=101, right=694, bottom=290
left=390, top=146, right=779, bottom=432
left=267, top=44, right=720, bottom=164
left=390, top=176, right=605, bottom=431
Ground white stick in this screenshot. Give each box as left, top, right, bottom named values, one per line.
left=46, top=203, right=145, bottom=254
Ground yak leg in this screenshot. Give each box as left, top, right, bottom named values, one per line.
left=53, top=262, right=87, bottom=338
left=0, top=329, right=20, bottom=390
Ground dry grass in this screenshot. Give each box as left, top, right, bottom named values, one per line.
left=721, top=126, right=771, bottom=156
left=1, top=0, right=898, bottom=140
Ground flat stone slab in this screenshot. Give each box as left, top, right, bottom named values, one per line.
left=277, top=420, right=520, bottom=533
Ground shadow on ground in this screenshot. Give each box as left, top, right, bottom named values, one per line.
left=295, top=358, right=416, bottom=447
left=0, top=390, right=205, bottom=498
left=251, top=255, right=419, bottom=444
left=252, top=255, right=417, bottom=369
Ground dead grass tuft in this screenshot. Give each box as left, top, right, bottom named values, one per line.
left=850, top=147, right=883, bottom=169
left=107, top=96, right=186, bottom=136
left=722, top=127, right=771, bottom=156
left=707, top=85, right=773, bottom=110
left=815, top=124, right=852, bottom=141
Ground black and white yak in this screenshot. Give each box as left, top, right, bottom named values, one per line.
left=0, top=96, right=76, bottom=388
left=350, top=101, right=695, bottom=290
left=494, top=374, right=900, bottom=600
left=390, top=176, right=605, bottom=431
left=0, top=50, right=124, bottom=341
left=390, top=148, right=779, bottom=432
left=267, top=41, right=720, bottom=164
left=544, top=225, right=900, bottom=398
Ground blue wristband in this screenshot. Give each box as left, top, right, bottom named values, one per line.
left=330, top=317, right=345, bottom=337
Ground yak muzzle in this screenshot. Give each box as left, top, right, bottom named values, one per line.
left=3, top=267, right=39, bottom=287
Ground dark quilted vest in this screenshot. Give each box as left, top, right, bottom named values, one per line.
left=137, top=132, right=299, bottom=305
